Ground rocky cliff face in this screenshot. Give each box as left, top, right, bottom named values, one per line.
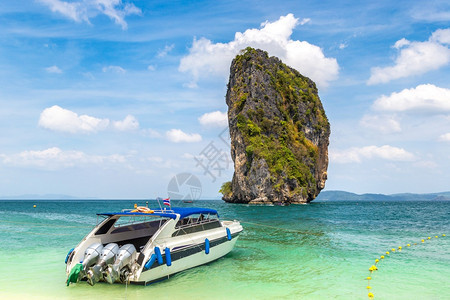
left=222, top=48, right=330, bottom=204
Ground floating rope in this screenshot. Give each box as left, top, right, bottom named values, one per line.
left=365, top=233, right=446, bottom=299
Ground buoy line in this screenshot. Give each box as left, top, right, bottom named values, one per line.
left=365, top=233, right=446, bottom=299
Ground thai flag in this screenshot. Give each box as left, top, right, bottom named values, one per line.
left=163, top=198, right=171, bottom=206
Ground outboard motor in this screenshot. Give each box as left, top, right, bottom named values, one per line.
left=67, top=242, right=103, bottom=285
left=87, top=243, right=119, bottom=286
left=81, top=243, right=104, bottom=273
left=104, top=244, right=137, bottom=284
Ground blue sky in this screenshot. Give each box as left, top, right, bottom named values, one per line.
left=1, top=0, right=450, bottom=199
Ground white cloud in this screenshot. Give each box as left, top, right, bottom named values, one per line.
left=95, top=0, right=141, bottom=30
left=146, top=156, right=163, bottom=163
left=38, top=0, right=141, bottom=30
left=39, top=105, right=109, bottom=133
left=368, top=28, right=450, bottom=85
left=166, top=129, right=202, bottom=143
left=198, top=111, right=228, bottom=127
left=0, top=147, right=126, bottom=170
left=360, top=114, right=402, bottom=134
left=330, top=145, right=415, bottom=164
left=179, top=14, right=338, bottom=89
left=112, top=115, right=139, bottom=131
left=142, top=128, right=161, bottom=138
left=431, top=28, right=450, bottom=44
left=147, top=65, right=156, bottom=71
left=38, top=105, right=139, bottom=134
left=82, top=72, right=95, bottom=79
left=413, top=160, right=439, bottom=169
left=182, top=153, right=194, bottom=159
left=439, top=133, right=450, bottom=141
left=412, top=6, right=450, bottom=23
left=299, top=18, right=311, bottom=25
left=393, top=38, right=410, bottom=49
left=157, top=44, right=175, bottom=58
left=102, top=65, right=126, bottom=74
left=372, top=84, right=450, bottom=113
left=38, top=0, right=88, bottom=22
left=339, top=43, right=347, bottom=49
left=45, top=65, right=63, bottom=74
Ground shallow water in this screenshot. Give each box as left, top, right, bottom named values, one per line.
left=0, top=200, right=448, bottom=299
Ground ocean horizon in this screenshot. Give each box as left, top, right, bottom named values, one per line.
left=3, top=189, right=450, bottom=201
left=0, top=199, right=448, bottom=299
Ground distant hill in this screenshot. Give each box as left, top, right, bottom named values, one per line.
left=2, top=191, right=449, bottom=201
left=0, top=194, right=90, bottom=200
left=316, top=190, right=450, bottom=201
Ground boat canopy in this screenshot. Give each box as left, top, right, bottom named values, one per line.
left=97, top=207, right=219, bottom=220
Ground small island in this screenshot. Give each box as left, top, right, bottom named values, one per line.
left=221, top=48, right=330, bottom=205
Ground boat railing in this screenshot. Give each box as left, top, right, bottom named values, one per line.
left=175, top=213, right=218, bottom=228
left=172, top=217, right=222, bottom=237
left=176, top=219, right=210, bottom=229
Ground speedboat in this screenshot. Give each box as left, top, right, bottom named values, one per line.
left=65, top=206, right=243, bottom=286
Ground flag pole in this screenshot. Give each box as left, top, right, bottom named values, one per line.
left=156, top=197, right=163, bottom=211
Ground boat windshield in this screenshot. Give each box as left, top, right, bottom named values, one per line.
left=93, top=214, right=171, bottom=251
left=94, top=214, right=169, bottom=236
left=114, top=215, right=168, bottom=228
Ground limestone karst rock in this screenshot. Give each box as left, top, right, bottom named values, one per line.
left=221, top=48, right=330, bottom=204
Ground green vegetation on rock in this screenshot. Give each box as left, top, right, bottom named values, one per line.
left=219, top=181, right=232, bottom=198
left=236, top=114, right=316, bottom=195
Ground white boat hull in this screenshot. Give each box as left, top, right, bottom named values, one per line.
left=135, top=234, right=239, bottom=285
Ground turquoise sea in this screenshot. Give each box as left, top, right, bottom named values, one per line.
left=0, top=199, right=449, bottom=300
